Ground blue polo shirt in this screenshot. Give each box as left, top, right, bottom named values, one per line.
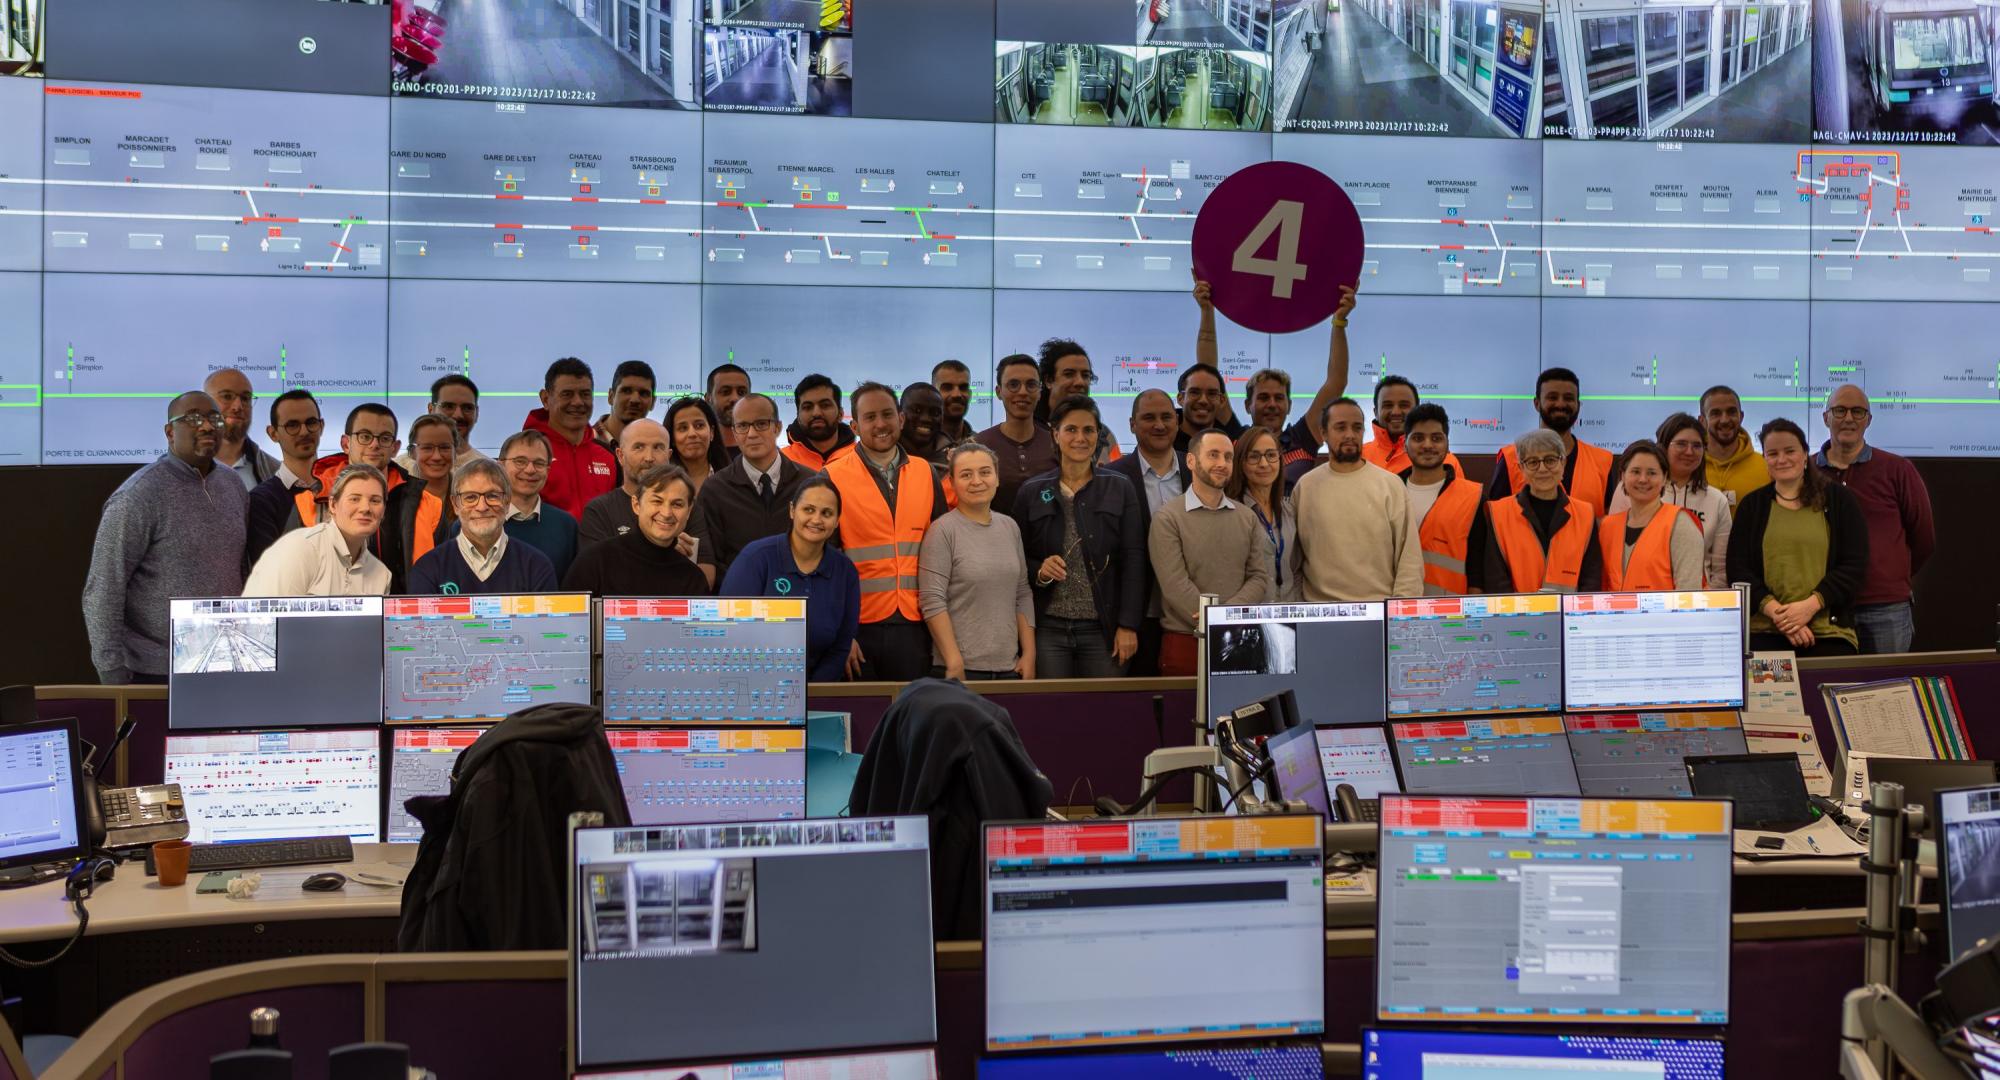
left=719, top=534, right=860, bottom=684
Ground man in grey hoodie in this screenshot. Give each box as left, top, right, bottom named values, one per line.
left=82, top=390, right=249, bottom=684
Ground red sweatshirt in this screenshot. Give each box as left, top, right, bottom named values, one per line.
left=524, top=408, right=617, bottom=520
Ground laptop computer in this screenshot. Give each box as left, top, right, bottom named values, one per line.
left=1685, top=752, right=1817, bottom=832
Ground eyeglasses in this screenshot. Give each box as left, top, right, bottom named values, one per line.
left=348, top=430, right=396, bottom=447
left=1002, top=378, right=1042, bottom=394
left=414, top=442, right=457, bottom=456
left=1244, top=450, right=1282, bottom=464
left=169, top=411, right=226, bottom=430
left=501, top=455, right=550, bottom=471
left=1520, top=455, right=1564, bottom=471
left=732, top=417, right=777, bottom=433
left=454, top=491, right=507, bottom=508
left=276, top=417, right=325, bottom=435
left=1828, top=406, right=1871, bottom=419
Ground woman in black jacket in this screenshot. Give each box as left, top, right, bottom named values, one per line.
left=379, top=414, right=457, bottom=594
left=1012, top=396, right=1147, bottom=677
left=1726, top=418, right=1869, bottom=655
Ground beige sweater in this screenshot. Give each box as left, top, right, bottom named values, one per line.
left=1289, top=463, right=1424, bottom=601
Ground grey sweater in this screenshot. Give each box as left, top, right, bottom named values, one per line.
left=83, top=455, right=248, bottom=683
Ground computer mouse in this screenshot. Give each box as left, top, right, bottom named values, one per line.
left=301, top=872, right=347, bottom=892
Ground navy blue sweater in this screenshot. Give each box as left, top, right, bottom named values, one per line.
left=719, top=535, right=860, bottom=683
left=407, top=538, right=559, bottom=595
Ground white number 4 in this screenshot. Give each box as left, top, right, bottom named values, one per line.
left=1231, top=199, right=1308, bottom=299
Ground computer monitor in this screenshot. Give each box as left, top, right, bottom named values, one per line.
left=978, top=1045, right=1323, bottom=1079
left=1684, top=752, right=1814, bottom=830
left=169, top=596, right=383, bottom=730
left=383, top=593, right=592, bottom=723
left=384, top=726, right=486, bottom=843
left=1315, top=725, right=1402, bottom=800
left=1866, top=758, right=1999, bottom=838
left=1564, top=712, right=1751, bottom=798
left=983, top=816, right=1325, bottom=1052
left=1361, top=1029, right=1725, bottom=1079
left=1940, top=784, right=2000, bottom=960
left=1561, top=591, right=1746, bottom=712
left=578, top=1047, right=939, bottom=1080
left=165, top=729, right=382, bottom=843
left=1377, top=794, right=1734, bottom=1025
left=1265, top=724, right=1331, bottom=820
left=1205, top=602, right=1386, bottom=727
left=0, top=718, right=87, bottom=874
left=607, top=727, right=807, bottom=825
left=570, top=817, right=935, bottom=1072
left=1390, top=716, right=1581, bottom=796
left=1385, top=593, right=1563, bottom=718
left=601, top=598, right=809, bottom=724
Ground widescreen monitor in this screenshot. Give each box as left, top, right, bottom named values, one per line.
left=1561, top=591, right=1746, bottom=712
left=1206, top=603, right=1385, bottom=727
left=1390, top=717, right=1581, bottom=796
left=385, top=727, right=486, bottom=843
left=1564, top=712, right=1750, bottom=798
left=978, top=1044, right=1322, bottom=1078
left=601, top=598, right=808, bottom=723
left=1314, top=726, right=1403, bottom=801
left=383, top=594, right=592, bottom=723
left=1377, top=794, right=1734, bottom=1025
left=1941, top=784, right=2000, bottom=960
left=1360, top=1029, right=1725, bottom=1079
left=0, top=719, right=87, bottom=873
left=169, top=596, right=383, bottom=730
left=165, top=729, right=382, bottom=843
left=607, top=727, right=807, bottom=825
left=570, top=817, right=935, bottom=1072
left=1386, top=594, right=1562, bottom=718
left=578, top=1047, right=938, bottom=1079
left=984, top=816, right=1325, bottom=1053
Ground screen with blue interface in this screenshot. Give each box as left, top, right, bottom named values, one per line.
left=979, top=1045, right=1323, bottom=1079
left=608, top=727, right=807, bottom=825
left=1377, top=795, right=1734, bottom=1025
left=1360, top=1029, right=1725, bottom=1080
left=601, top=598, right=808, bottom=724
left=1386, top=594, right=1562, bottom=719
left=382, top=594, right=593, bottom=724
left=0, top=722, right=83, bottom=867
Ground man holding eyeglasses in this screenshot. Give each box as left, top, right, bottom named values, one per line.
left=689, top=393, right=808, bottom=590
left=977, top=354, right=1058, bottom=525
left=492, top=429, right=579, bottom=580
left=202, top=367, right=280, bottom=490
left=1813, top=385, right=1935, bottom=653
left=244, top=400, right=409, bottom=569
left=84, top=390, right=249, bottom=685
left=408, top=458, right=558, bottom=595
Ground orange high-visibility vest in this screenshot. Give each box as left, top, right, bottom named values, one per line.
left=783, top=438, right=856, bottom=472
left=1497, top=437, right=1615, bottom=520
left=1416, top=478, right=1484, bottom=595
left=1488, top=494, right=1594, bottom=593
left=827, top=452, right=934, bottom=623
left=1599, top=506, right=1692, bottom=591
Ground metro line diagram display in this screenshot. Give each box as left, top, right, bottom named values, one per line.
left=5, top=0, right=2000, bottom=465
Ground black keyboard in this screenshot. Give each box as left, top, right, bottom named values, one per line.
left=145, top=836, right=354, bottom=876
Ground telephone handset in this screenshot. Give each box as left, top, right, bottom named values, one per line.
left=79, top=718, right=191, bottom=850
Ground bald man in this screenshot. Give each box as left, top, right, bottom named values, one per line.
left=1813, top=385, right=1935, bottom=653
left=83, top=391, right=248, bottom=684
left=203, top=368, right=281, bottom=489
left=579, top=418, right=672, bottom=549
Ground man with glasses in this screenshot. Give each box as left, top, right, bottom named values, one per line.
left=1699, top=384, right=1768, bottom=506
left=407, top=457, right=558, bottom=595
left=84, top=391, right=248, bottom=684
left=396, top=374, right=487, bottom=473
left=245, top=389, right=328, bottom=566
left=931, top=359, right=977, bottom=447
left=1813, top=385, right=1935, bottom=653
left=245, top=401, right=408, bottom=568
left=689, top=393, right=808, bottom=589
left=977, top=354, right=1058, bottom=525
left=1171, top=364, right=1245, bottom=454
left=1194, top=275, right=1360, bottom=482
left=1291, top=398, right=1425, bottom=602
left=202, top=367, right=279, bottom=490
left=524, top=357, right=618, bottom=519
left=1483, top=427, right=1602, bottom=594
left=492, top=429, right=579, bottom=580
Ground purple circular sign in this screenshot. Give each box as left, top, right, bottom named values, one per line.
left=1191, top=161, right=1365, bottom=335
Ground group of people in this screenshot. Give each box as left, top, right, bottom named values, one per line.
left=83, top=285, right=1937, bottom=688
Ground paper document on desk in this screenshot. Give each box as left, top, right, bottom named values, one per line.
left=1743, top=709, right=1834, bottom=796
left=1825, top=680, right=1937, bottom=760
left=1735, top=816, right=1865, bottom=858
left=1747, top=651, right=1805, bottom=712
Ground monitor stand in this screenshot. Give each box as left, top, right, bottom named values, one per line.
left=0, top=861, right=71, bottom=890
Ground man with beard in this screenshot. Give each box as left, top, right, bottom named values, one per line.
left=1290, top=398, right=1423, bottom=602
left=1399, top=403, right=1488, bottom=595
left=976, top=354, right=1058, bottom=524
left=782, top=373, right=858, bottom=471
left=1149, top=428, right=1270, bottom=675
left=1171, top=364, right=1245, bottom=454
left=1194, top=273, right=1356, bottom=481
left=407, top=457, right=557, bottom=595
left=1484, top=367, right=1616, bottom=520
left=706, top=363, right=751, bottom=456
left=202, top=367, right=280, bottom=489
left=523, top=357, right=618, bottom=519
left=1361, top=375, right=1464, bottom=477
left=1812, top=385, right=1934, bottom=653
left=931, top=360, right=977, bottom=447
left=84, top=390, right=249, bottom=684
left=592, top=361, right=656, bottom=454
left=897, top=381, right=952, bottom=468
left=1700, top=384, right=1768, bottom=506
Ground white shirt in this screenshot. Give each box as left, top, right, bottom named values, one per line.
left=274, top=462, right=308, bottom=490
left=1404, top=477, right=1444, bottom=527
left=1184, top=486, right=1237, bottom=513
left=243, top=523, right=392, bottom=597
left=456, top=529, right=510, bottom=582
left=740, top=454, right=785, bottom=490
left=509, top=496, right=544, bottom=522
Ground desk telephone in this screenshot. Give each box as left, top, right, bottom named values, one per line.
left=80, top=719, right=191, bottom=851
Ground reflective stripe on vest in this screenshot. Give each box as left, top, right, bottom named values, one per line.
left=1498, top=439, right=1615, bottom=520
left=1599, top=506, right=1687, bottom=591
left=1416, top=478, right=1482, bottom=595
left=1487, top=494, right=1594, bottom=593
left=827, top=453, right=933, bottom=623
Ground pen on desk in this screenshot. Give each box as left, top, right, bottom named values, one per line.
left=1806, top=834, right=1821, bottom=853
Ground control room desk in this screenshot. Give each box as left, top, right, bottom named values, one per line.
left=0, top=845, right=415, bottom=1035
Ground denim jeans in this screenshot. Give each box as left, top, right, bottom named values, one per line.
left=1036, top=615, right=1128, bottom=678
left=1852, top=601, right=1916, bottom=655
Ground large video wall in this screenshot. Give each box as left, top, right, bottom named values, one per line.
left=1, top=0, right=1995, bottom=465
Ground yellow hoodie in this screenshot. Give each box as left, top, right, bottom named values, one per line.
left=1705, top=433, right=1769, bottom=507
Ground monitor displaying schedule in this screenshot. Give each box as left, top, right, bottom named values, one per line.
left=1361, top=1029, right=1725, bottom=1080
left=601, top=598, right=809, bottom=724
left=1206, top=603, right=1385, bottom=727
left=169, top=596, right=383, bottom=731
left=1377, top=795, right=1734, bottom=1026
left=383, top=594, right=592, bottom=723
left=385, top=727, right=486, bottom=843
left=984, top=816, right=1325, bottom=1053
left=1391, top=717, right=1581, bottom=796
left=165, top=729, right=382, bottom=843
left=1386, top=594, right=1562, bottom=719
left=572, top=817, right=935, bottom=1070
left=1315, top=726, right=1402, bottom=801
left=1561, top=592, right=1746, bottom=713
left=608, top=727, right=807, bottom=825
left=1565, top=713, right=1750, bottom=799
